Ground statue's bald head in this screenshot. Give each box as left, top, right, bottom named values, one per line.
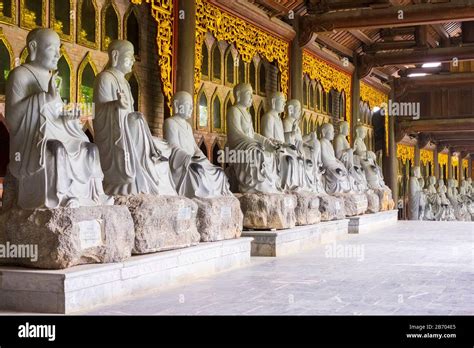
left=107, top=40, right=135, bottom=74
left=172, top=91, right=193, bottom=119
left=286, top=99, right=301, bottom=119
left=321, top=123, right=334, bottom=140
left=233, top=83, right=253, bottom=108
left=26, top=28, right=60, bottom=70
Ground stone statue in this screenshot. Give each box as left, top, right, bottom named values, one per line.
left=5, top=28, right=111, bottom=209
left=261, top=92, right=302, bottom=192
left=319, top=123, right=351, bottom=194
left=407, top=166, right=426, bottom=220
left=458, top=179, right=474, bottom=220
left=226, top=83, right=281, bottom=194
left=93, top=40, right=177, bottom=196
left=424, top=176, right=442, bottom=221
left=447, top=179, right=470, bottom=221
left=437, top=179, right=456, bottom=221
left=163, top=91, right=231, bottom=198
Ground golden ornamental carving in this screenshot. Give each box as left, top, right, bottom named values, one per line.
left=302, top=50, right=352, bottom=140
left=50, top=0, right=74, bottom=42
left=452, top=156, right=459, bottom=170
left=0, top=0, right=17, bottom=25
left=194, top=0, right=290, bottom=99
left=360, top=81, right=389, bottom=156
left=131, top=0, right=174, bottom=109
left=462, top=159, right=469, bottom=170
left=438, top=153, right=448, bottom=166
left=396, top=144, right=415, bottom=165
left=420, top=149, right=434, bottom=172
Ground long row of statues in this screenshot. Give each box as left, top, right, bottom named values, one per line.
left=408, top=168, right=474, bottom=221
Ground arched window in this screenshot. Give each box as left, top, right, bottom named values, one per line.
left=125, top=6, right=140, bottom=57
left=225, top=47, right=235, bottom=85
left=0, top=37, right=13, bottom=96
left=316, top=84, right=322, bottom=111
left=20, top=0, right=46, bottom=29
left=309, top=83, right=315, bottom=109
left=201, top=41, right=209, bottom=78
left=51, top=0, right=73, bottom=40
left=212, top=94, right=222, bottom=131
left=339, top=91, right=346, bottom=120
left=322, top=89, right=327, bottom=112
left=212, top=142, right=221, bottom=167
left=128, top=73, right=139, bottom=112
left=249, top=104, right=256, bottom=130
left=198, top=90, right=208, bottom=128
left=211, top=43, right=221, bottom=81
left=200, top=141, right=208, bottom=159
left=328, top=89, right=334, bottom=116
left=0, top=0, right=16, bottom=24
left=77, top=53, right=98, bottom=105
left=257, top=104, right=264, bottom=133
left=56, top=52, right=72, bottom=103
left=258, top=61, right=266, bottom=95
left=238, top=58, right=246, bottom=83
left=249, top=60, right=256, bottom=91
left=78, top=0, right=98, bottom=48
left=303, top=78, right=308, bottom=108
left=102, top=0, right=120, bottom=51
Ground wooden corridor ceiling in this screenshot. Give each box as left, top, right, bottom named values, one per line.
left=249, top=0, right=474, bottom=157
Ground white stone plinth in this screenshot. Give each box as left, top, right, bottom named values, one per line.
left=348, top=210, right=398, bottom=234
left=0, top=238, right=253, bottom=314
left=241, top=219, right=349, bottom=257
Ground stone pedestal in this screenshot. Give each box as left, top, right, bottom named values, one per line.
left=237, top=193, right=296, bottom=230
left=242, top=219, right=349, bottom=257
left=336, top=193, right=368, bottom=216
left=318, top=195, right=346, bottom=221
left=375, top=187, right=395, bottom=211
left=348, top=210, right=398, bottom=234
left=115, top=194, right=200, bottom=254
left=193, top=196, right=243, bottom=242
left=366, top=190, right=381, bottom=213
left=293, top=192, right=321, bottom=226
left=0, top=206, right=134, bottom=269
left=0, top=238, right=253, bottom=314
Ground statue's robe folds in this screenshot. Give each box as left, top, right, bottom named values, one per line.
left=407, top=177, right=426, bottom=220
left=93, top=69, right=176, bottom=196
left=226, top=105, right=280, bottom=193
left=5, top=65, right=108, bottom=209
left=334, top=135, right=367, bottom=194
left=320, top=138, right=351, bottom=194
left=353, top=138, right=387, bottom=190
left=164, top=117, right=231, bottom=198
left=262, top=111, right=302, bottom=192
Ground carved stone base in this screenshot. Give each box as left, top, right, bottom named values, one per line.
left=193, top=196, right=243, bottom=242
left=293, top=192, right=321, bottom=226
left=375, top=187, right=395, bottom=211
left=0, top=206, right=134, bottom=269
left=366, top=190, right=381, bottom=213
left=336, top=193, right=369, bottom=216
left=236, top=193, right=296, bottom=230
left=114, top=194, right=200, bottom=254
left=318, top=195, right=346, bottom=221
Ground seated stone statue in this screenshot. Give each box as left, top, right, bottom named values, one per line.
left=5, top=28, right=110, bottom=209
left=261, top=92, right=302, bottom=192
left=424, top=176, right=442, bottom=221
left=226, top=83, right=281, bottom=194
left=407, top=166, right=426, bottom=220
left=458, top=179, right=474, bottom=220
left=164, top=91, right=231, bottom=198
left=319, top=123, right=351, bottom=194
left=334, top=121, right=367, bottom=194
left=93, top=40, right=177, bottom=196
left=447, top=179, right=470, bottom=221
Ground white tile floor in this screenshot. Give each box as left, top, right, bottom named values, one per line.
left=62, top=221, right=474, bottom=315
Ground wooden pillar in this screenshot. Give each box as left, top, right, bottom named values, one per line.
left=383, top=77, right=398, bottom=203
left=176, top=0, right=196, bottom=95
left=433, top=147, right=439, bottom=179
left=469, top=157, right=473, bottom=179
left=447, top=150, right=452, bottom=179
left=289, top=15, right=303, bottom=102
left=414, top=143, right=420, bottom=167
left=351, top=56, right=360, bottom=144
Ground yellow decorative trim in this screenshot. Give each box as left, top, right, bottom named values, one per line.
left=132, top=0, right=174, bottom=109
left=360, top=81, right=389, bottom=156
left=77, top=52, right=98, bottom=103
left=59, top=46, right=75, bottom=103
left=302, top=50, right=352, bottom=141
left=0, top=28, right=15, bottom=70
left=194, top=0, right=290, bottom=99
left=77, top=0, right=100, bottom=50
left=452, top=156, right=459, bottom=167
left=20, top=0, right=46, bottom=30
left=420, top=149, right=434, bottom=173
left=462, top=159, right=469, bottom=170
left=20, top=47, right=29, bottom=64
left=396, top=144, right=415, bottom=165
left=50, top=0, right=74, bottom=42
left=0, top=0, right=17, bottom=25
left=101, top=0, right=122, bottom=51
left=438, top=153, right=448, bottom=166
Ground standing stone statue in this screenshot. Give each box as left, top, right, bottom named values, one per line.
left=164, top=91, right=231, bottom=198
left=5, top=28, right=111, bottom=209
left=261, top=92, right=302, bottom=192
left=407, top=166, right=426, bottom=220
left=226, top=83, right=281, bottom=194
left=93, top=40, right=176, bottom=196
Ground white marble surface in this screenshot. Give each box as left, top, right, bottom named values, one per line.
left=78, top=221, right=474, bottom=315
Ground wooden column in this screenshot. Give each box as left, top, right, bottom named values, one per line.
left=383, top=77, right=398, bottom=203
left=447, top=150, right=453, bottom=179
left=351, top=56, right=360, bottom=144
left=469, top=157, right=473, bottom=179
left=433, top=148, right=439, bottom=179
left=414, top=143, right=420, bottom=167
left=176, top=0, right=196, bottom=95
left=289, top=15, right=303, bottom=102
